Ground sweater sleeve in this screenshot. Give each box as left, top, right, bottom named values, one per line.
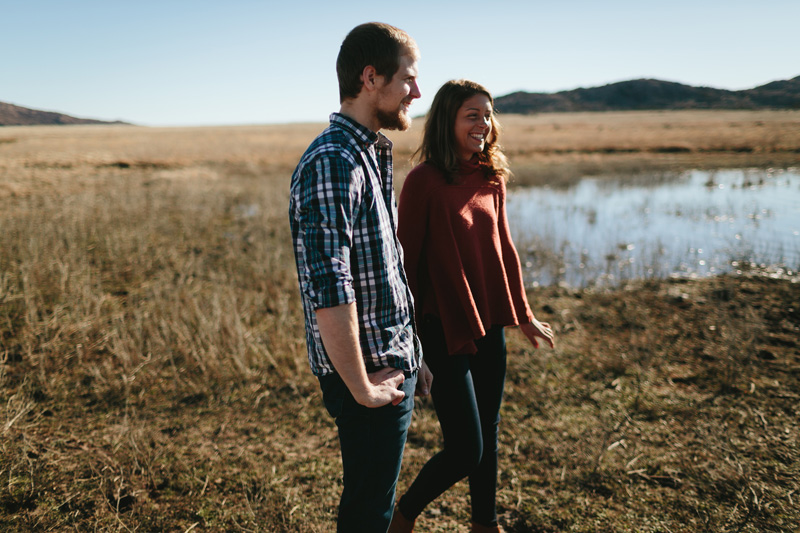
left=397, top=167, right=429, bottom=313
left=497, top=181, right=535, bottom=323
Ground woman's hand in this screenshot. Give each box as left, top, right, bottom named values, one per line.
left=520, top=318, right=555, bottom=349
left=416, top=359, right=433, bottom=396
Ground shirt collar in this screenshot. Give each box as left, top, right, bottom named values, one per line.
left=329, top=112, right=392, bottom=150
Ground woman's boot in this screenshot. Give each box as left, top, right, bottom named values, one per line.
left=470, top=521, right=504, bottom=533
left=387, top=508, right=415, bottom=533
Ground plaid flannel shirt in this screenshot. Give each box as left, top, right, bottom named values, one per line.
left=289, top=113, right=421, bottom=376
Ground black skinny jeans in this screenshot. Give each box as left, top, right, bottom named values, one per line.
left=398, top=316, right=507, bottom=527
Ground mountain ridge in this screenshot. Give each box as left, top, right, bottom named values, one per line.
left=0, top=101, right=129, bottom=126
left=494, top=76, right=800, bottom=114
left=4, top=76, right=799, bottom=125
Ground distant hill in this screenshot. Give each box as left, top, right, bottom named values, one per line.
left=495, top=76, right=800, bottom=114
left=0, top=101, right=129, bottom=126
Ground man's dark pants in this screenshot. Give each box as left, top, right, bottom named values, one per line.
left=319, top=369, right=417, bottom=533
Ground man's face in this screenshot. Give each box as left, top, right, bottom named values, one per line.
left=375, top=53, right=421, bottom=131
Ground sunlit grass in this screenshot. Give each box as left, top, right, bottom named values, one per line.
left=1, top=114, right=799, bottom=531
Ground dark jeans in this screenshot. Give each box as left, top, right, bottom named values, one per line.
left=398, top=316, right=507, bottom=527
left=319, top=369, right=417, bottom=533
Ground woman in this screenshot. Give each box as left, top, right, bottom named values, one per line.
left=390, top=80, right=555, bottom=533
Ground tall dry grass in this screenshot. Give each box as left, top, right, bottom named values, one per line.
left=1, top=125, right=331, bottom=530
left=1, top=115, right=799, bottom=531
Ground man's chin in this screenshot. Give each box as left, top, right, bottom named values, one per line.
left=377, top=109, right=412, bottom=132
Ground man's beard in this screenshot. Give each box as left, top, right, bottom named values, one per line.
left=376, top=102, right=412, bottom=131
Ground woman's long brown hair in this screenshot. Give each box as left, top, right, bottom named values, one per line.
left=414, top=79, right=510, bottom=184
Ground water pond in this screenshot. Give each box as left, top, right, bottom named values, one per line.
left=507, top=168, right=800, bottom=288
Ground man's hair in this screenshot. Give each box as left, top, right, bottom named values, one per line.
left=336, top=22, right=419, bottom=103
left=415, top=79, right=510, bottom=184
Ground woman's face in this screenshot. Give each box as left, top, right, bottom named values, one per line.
left=453, top=93, right=493, bottom=160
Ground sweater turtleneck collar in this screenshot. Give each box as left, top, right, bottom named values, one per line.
left=458, top=154, right=481, bottom=172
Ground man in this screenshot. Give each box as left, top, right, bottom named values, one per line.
left=288, top=22, right=433, bottom=532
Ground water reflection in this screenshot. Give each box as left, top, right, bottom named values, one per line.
left=507, top=168, right=800, bottom=288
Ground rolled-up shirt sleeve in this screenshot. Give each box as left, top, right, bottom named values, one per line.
left=295, top=150, right=363, bottom=310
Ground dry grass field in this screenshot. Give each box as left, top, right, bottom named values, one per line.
left=497, top=110, right=800, bottom=187
left=1, top=111, right=799, bottom=532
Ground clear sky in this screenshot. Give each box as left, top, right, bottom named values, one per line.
left=3, top=0, right=798, bottom=127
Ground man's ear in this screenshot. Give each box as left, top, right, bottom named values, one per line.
left=361, top=65, right=381, bottom=93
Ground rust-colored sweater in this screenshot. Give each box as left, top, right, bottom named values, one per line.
left=397, top=159, right=534, bottom=355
